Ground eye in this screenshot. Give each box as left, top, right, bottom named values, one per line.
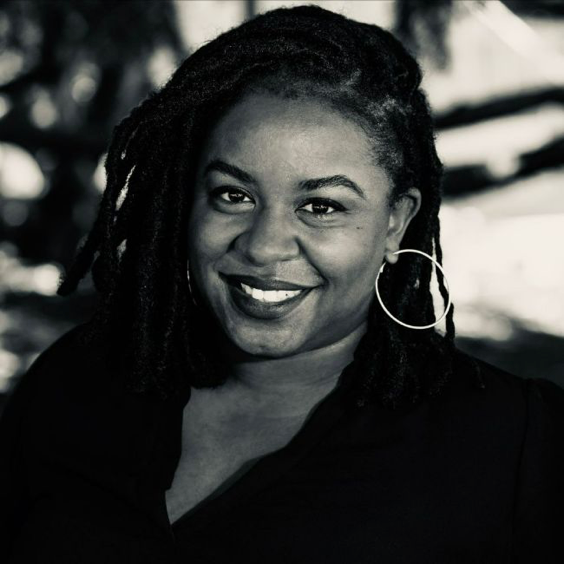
left=209, top=187, right=255, bottom=214
left=216, top=188, right=254, bottom=204
left=298, top=199, right=345, bottom=217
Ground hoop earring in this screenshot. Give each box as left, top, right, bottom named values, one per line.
left=375, top=249, right=452, bottom=330
left=186, top=261, right=199, bottom=308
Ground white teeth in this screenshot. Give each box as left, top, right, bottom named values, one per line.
left=263, top=290, right=280, bottom=302
left=251, top=288, right=264, bottom=300
left=239, top=283, right=302, bottom=303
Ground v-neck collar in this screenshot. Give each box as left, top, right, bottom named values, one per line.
left=166, top=356, right=361, bottom=535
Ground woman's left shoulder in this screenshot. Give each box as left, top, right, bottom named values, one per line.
left=437, top=350, right=564, bottom=558
left=454, top=356, right=564, bottom=559
left=449, top=347, right=564, bottom=415
left=432, top=348, right=564, bottom=458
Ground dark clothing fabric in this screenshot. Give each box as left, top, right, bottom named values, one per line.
left=1, top=324, right=563, bottom=563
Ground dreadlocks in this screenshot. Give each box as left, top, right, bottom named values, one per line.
left=58, top=5, right=484, bottom=409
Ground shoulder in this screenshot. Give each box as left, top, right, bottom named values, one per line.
left=0, top=323, right=100, bottom=495
left=0, top=323, right=115, bottom=470
left=426, top=352, right=564, bottom=557
left=9, top=320, right=146, bottom=419
left=13, top=322, right=101, bottom=382
left=428, top=348, right=564, bottom=457
left=445, top=346, right=564, bottom=412
left=433, top=348, right=527, bottom=420
left=1, top=323, right=96, bottom=424
left=449, top=347, right=564, bottom=411
left=0, top=322, right=126, bottom=455
left=1, top=322, right=170, bottom=489
left=449, top=354, right=564, bottom=557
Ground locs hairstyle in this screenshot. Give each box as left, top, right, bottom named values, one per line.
left=58, top=6, right=484, bottom=409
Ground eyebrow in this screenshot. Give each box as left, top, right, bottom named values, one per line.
left=204, top=159, right=366, bottom=198
left=204, top=159, right=256, bottom=185
left=299, top=175, right=366, bottom=199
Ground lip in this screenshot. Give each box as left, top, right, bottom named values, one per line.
left=223, top=276, right=314, bottom=320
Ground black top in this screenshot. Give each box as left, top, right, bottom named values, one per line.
left=1, top=324, right=563, bottom=563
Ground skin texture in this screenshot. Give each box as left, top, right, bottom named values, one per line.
left=187, top=92, right=421, bottom=417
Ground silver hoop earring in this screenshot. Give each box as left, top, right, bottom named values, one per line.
left=186, top=261, right=199, bottom=308
left=375, top=249, right=452, bottom=330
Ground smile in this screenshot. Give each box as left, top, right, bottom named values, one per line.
left=240, top=283, right=303, bottom=304
left=220, top=273, right=316, bottom=320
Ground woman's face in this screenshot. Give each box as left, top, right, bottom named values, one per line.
left=188, top=93, right=421, bottom=358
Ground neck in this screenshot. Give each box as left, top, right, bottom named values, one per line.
left=218, top=322, right=367, bottom=419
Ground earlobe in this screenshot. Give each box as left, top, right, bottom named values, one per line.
left=384, top=188, right=422, bottom=264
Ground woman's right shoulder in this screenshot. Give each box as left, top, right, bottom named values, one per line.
left=1, top=322, right=110, bottom=421
left=23, top=322, right=93, bottom=371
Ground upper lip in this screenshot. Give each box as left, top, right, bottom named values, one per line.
left=221, top=274, right=317, bottom=292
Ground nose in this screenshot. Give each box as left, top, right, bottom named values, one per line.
left=234, top=207, right=300, bottom=266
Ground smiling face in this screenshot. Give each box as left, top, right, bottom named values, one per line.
left=187, top=92, right=421, bottom=359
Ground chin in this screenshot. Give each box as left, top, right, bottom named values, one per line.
left=226, top=326, right=306, bottom=359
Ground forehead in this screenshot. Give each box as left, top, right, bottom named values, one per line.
left=200, top=93, right=379, bottom=179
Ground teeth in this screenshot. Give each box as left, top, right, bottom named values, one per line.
left=240, top=283, right=302, bottom=303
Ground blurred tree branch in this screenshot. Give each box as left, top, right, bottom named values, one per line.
left=394, top=0, right=456, bottom=69
left=0, top=0, right=185, bottom=265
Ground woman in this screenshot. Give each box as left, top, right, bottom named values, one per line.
left=1, top=5, right=563, bottom=563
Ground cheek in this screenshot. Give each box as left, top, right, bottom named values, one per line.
left=187, top=199, right=238, bottom=263
left=306, top=216, right=389, bottom=288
